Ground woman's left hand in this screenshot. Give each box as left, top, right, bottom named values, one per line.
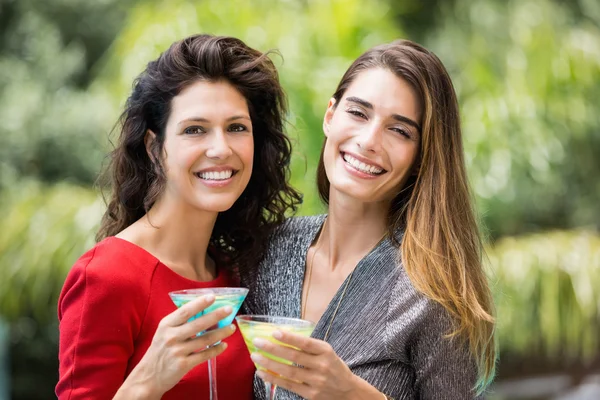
left=251, top=330, right=370, bottom=400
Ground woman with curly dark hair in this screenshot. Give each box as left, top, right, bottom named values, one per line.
left=56, top=34, right=301, bottom=400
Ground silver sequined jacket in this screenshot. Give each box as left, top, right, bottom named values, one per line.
left=241, top=215, right=483, bottom=400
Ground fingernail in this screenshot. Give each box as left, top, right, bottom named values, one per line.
left=204, top=294, right=215, bottom=302
left=230, top=324, right=236, bottom=331
left=256, top=370, right=266, bottom=379
left=253, top=337, right=267, bottom=348
left=223, top=306, right=233, bottom=314
left=272, top=330, right=283, bottom=340
left=251, top=353, right=263, bottom=363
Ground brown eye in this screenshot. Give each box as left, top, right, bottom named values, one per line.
left=183, top=126, right=205, bottom=135
left=347, top=109, right=367, bottom=119
left=228, top=124, right=248, bottom=133
left=390, top=127, right=410, bottom=138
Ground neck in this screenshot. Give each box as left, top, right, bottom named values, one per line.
left=320, top=189, right=389, bottom=272
left=138, top=195, right=218, bottom=281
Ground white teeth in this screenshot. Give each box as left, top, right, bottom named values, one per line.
left=197, top=170, right=233, bottom=180
left=342, top=154, right=383, bottom=175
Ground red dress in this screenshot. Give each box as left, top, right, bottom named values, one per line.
left=56, top=237, right=255, bottom=399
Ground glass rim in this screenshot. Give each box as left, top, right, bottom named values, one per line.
left=168, top=287, right=249, bottom=297
left=235, top=314, right=316, bottom=328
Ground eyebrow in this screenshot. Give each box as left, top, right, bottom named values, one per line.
left=178, top=115, right=251, bottom=126
left=345, top=96, right=422, bottom=132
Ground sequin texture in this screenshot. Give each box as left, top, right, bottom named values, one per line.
left=241, top=215, right=482, bottom=400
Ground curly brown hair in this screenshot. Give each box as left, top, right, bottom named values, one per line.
left=97, top=34, right=302, bottom=272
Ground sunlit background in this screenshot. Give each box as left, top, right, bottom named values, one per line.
left=1, top=0, right=599, bottom=399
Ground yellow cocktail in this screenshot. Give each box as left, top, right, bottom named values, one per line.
left=236, top=315, right=315, bottom=399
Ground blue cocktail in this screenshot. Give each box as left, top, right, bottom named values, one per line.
left=169, top=288, right=248, bottom=400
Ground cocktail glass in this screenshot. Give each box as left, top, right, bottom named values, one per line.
left=169, top=288, right=248, bottom=400
left=235, top=315, right=316, bottom=400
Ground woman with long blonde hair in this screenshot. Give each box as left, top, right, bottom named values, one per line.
left=242, top=39, right=496, bottom=399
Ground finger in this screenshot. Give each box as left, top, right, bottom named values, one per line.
left=182, top=324, right=236, bottom=353
left=186, top=341, right=228, bottom=369
left=257, top=369, right=313, bottom=399
left=179, top=305, right=233, bottom=338
left=272, top=330, right=330, bottom=356
left=251, top=353, right=312, bottom=385
left=163, top=294, right=216, bottom=327
left=252, top=337, right=319, bottom=370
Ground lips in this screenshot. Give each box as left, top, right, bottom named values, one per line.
left=193, top=166, right=238, bottom=181
left=341, top=152, right=385, bottom=175
left=195, top=170, right=234, bottom=181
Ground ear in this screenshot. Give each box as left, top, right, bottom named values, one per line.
left=144, top=129, right=157, bottom=163
left=322, top=98, right=337, bottom=138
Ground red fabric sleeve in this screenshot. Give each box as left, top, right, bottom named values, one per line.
left=56, top=246, right=150, bottom=400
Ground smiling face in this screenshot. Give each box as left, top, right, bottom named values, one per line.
left=322, top=67, right=422, bottom=205
left=149, top=79, right=254, bottom=213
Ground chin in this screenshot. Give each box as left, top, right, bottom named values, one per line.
left=213, top=204, right=236, bottom=213
left=330, top=181, right=378, bottom=203
left=201, top=205, right=235, bottom=213
left=193, top=197, right=239, bottom=213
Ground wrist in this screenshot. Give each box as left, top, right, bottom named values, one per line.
left=115, top=364, right=163, bottom=400
left=115, top=381, right=162, bottom=400
left=114, top=383, right=158, bottom=400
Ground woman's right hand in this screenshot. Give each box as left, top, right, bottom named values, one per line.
left=115, top=294, right=236, bottom=399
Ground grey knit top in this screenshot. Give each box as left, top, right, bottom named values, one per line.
left=241, top=215, right=482, bottom=400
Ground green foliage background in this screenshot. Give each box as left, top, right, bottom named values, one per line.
left=1, top=0, right=598, bottom=398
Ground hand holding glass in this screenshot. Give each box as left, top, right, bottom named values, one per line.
left=236, top=315, right=316, bottom=400
left=169, top=288, right=248, bottom=400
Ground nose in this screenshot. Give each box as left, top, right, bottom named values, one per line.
left=205, top=130, right=233, bottom=159
left=356, top=122, right=383, bottom=153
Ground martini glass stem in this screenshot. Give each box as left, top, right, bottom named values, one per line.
left=208, top=356, right=218, bottom=400
left=264, top=381, right=277, bottom=400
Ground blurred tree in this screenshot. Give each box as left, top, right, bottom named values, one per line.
left=419, top=0, right=600, bottom=238
left=488, top=230, right=600, bottom=380
left=389, top=0, right=459, bottom=43
left=0, top=0, right=137, bottom=188
left=0, top=181, right=101, bottom=399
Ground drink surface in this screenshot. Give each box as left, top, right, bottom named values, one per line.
left=237, top=320, right=315, bottom=369
left=171, top=293, right=246, bottom=329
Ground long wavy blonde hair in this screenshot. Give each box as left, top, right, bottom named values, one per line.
left=317, top=40, right=496, bottom=392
